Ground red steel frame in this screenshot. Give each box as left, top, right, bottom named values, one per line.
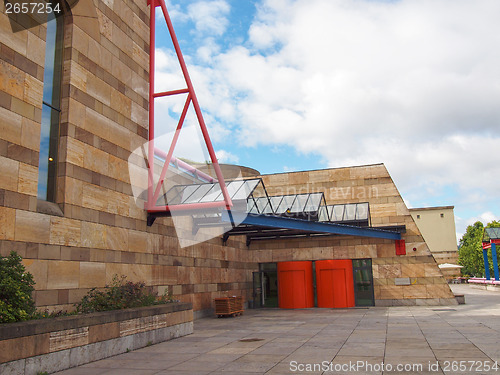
left=146, top=0, right=232, bottom=214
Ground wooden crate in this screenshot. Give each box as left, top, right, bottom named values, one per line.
left=214, top=296, right=244, bottom=317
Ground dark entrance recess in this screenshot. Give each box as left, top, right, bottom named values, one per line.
left=252, top=263, right=278, bottom=308
left=352, top=259, right=375, bottom=306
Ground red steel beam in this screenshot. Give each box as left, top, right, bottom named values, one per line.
left=146, top=0, right=232, bottom=213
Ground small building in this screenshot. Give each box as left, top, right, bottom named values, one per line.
left=409, top=206, right=460, bottom=279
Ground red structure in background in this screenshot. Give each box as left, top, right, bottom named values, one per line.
left=146, top=0, right=232, bottom=214
left=316, top=260, right=355, bottom=308
left=278, top=261, right=314, bottom=309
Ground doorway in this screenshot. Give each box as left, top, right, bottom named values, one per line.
left=253, top=263, right=278, bottom=308
left=352, top=259, right=375, bottom=306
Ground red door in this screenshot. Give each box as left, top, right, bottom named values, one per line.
left=278, top=261, right=314, bottom=308
left=316, top=260, right=355, bottom=308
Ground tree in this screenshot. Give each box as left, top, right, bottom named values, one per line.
left=458, top=221, right=484, bottom=277
left=458, top=220, right=500, bottom=277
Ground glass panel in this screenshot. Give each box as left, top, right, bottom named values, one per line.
left=163, top=185, right=183, bottom=205
left=254, top=196, right=270, bottom=214
left=331, top=205, right=345, bottom=221
left=198, top=183, right=222, bottom=202
left=276, top=195, right=296, bottom=213
left=37, top=105, right=60, bottom=201
left=183, top=183, right=213, bottom=203
left=304, top=193, right=322, bottom=212
left=38, top=7, right=63, bottom=202
left=485, top=227, right=500, bottom=240
left=290, top=194, right=309, bottom=213
left=247, top=198, right=258, bottom=214
left=318, top=206, right=329, bottom=222
left=353, top=259, right=374, bottom=306
left=344, top=204, right=357, bottom=221
left=180, top=184, right=204, bottom=203
left=269, top=196, right=283, bottom=214
left=356, top=203, right=369, bottom=220
left=226, top=180, right=245, bottom=200
left=233, top=179, right=260, bottom=200
left=43, top=10, right=63, bottom=109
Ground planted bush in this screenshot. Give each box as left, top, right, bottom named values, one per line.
left=0, top=251, right=36, bottom=323
left=75, top=275, right=174, bottom=313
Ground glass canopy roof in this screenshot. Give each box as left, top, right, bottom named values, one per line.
left=484, top=227, right=500, bottom=241
left=156, top=179, right=382, bottom=243
left=161, top=178, right=372, bottom=226
left=326, top=203, right=370, bottom=226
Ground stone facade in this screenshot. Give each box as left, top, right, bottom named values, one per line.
left=255, top=165, right=456, bottom=305
left=0, top=0, right=454, bottom=316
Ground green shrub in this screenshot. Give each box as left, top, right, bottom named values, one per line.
left=0, top=251, right=37, bottom=323
left=75, top=275, right=173, bottom=313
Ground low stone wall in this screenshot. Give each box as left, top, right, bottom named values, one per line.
left=0, top=302, right=193, bottom=375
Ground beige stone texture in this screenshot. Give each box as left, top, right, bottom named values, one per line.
left=18, top=163, right=38, bottom=196
left=50, top=217, right=82, bottom=246
left=0, top=155, right=19, bottom=191
left=15, top=210, right=50, bottom=243
left=50, top=327, right=89, bottom=352
left=0, top=206, right=16, bottom=240
left=47, top=261, right=80, bottom=289
left=21, top=118, right=41, bottom=151
left=23, top=259, right=48, bottom=290
left=80, top=261, right=106, bottom=288
left=81, top=221, right=106, bottom=249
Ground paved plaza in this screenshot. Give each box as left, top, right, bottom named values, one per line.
left=55, top=285, right=500, bottom=375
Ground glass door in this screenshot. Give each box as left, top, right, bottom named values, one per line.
left=261, top=263, right=278, bottom=307
left=352, top=259, right=375, bottom=306
left=252, top=271, right=264, bottom=308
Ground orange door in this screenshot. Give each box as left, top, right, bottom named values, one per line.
left=316, top=260, right=355, bottom=308
left=278, top=261, right=314, bottom=308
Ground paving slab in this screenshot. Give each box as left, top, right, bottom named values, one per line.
left=54, top=285, right=500, bottom=374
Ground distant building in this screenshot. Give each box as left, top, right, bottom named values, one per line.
left=409, top=206, right=460, bottom=278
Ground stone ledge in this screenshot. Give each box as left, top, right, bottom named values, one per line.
left=0, top=302, right=193, bottom=367
left=0, top=302, right=192, bottom=341
left=1, top=322, right=193, bottom=375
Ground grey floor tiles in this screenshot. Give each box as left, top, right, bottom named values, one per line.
left=54, top=285, right=500, bottom=374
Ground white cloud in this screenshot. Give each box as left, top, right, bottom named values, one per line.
left=216, top=149, right=239, bottom=164
left=155, top=0, right=500, bottom=239
left=204, top=0, right=500, bottom=200
left=187, top=1, right=230, bottom=36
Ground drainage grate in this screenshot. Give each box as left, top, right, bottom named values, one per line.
left=432, top=308, right=457, bottom=311
left=239, top=338, right=264, bottom=342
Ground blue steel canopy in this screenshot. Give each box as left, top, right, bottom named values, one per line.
left=154, top=178, right=403, bottom=244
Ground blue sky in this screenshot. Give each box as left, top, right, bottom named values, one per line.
left=154, top=0, right=500, bottom=241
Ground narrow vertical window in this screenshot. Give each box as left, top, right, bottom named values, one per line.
left=38, top=3, right=64, bottom=202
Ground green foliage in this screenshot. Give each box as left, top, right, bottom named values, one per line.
left=75, top=275, right=174, bottom=313
left=0, top=251, right=37, bottom=323
left=459, top=221, right=500, bottom=277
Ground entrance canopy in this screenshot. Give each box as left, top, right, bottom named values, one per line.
left=148, top=178, right=404, bottom=244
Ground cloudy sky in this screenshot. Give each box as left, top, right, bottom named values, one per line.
left=154, top=0, right=500, bottom=241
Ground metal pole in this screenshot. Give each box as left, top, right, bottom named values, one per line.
left=483, top=248, right=491, bottom=281
left=492, top=242, right=499, bottom=281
